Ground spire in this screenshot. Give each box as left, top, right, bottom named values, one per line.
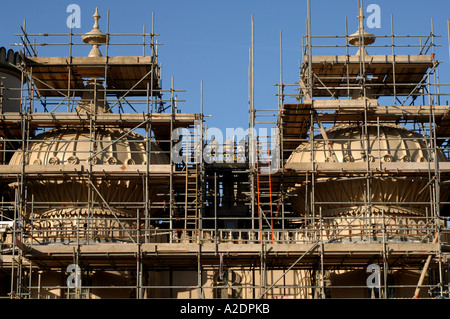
left=81, top=8, right=108, bottom=57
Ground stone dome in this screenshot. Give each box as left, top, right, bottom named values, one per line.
left=287, top=123, right=446, bottom=164
left=9, top=127, right=168, bottom=166
left=9, top=126, right=170, bottom=242
left=286, top=123, right=449, bottom=217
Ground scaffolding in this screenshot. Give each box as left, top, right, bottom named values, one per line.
left=249, top=1, right=450, bottom=299
left=0, top=3, right=449, bottom=299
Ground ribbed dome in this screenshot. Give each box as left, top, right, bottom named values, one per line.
left=9, top=127, right=168, bottom=166
left=6, top=55, right=170, bottom=240
left=287, top=123, right=446, bottom=164
left=286, top=123, right=449, bottom=217
left=9, top=127, right=169, bottom=229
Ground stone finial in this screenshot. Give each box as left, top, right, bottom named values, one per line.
left=92, top=7, right=100, bottom=30
left=81, top=8, right=108, bottom=57
left=348, top=6, right=376, bottom=55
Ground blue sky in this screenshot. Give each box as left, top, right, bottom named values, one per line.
left=1, top=0, right=450, bottom=133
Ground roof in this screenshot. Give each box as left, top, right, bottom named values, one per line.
left=301, top=54, right=436, bottom=98
left=24, top=55, right=161, bottom=97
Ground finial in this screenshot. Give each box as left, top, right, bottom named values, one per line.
left=93, top=8, right=100, bottom=30
left=82, top=8, right=108, bottom=57
left=347, top=6, right=376, bottom=55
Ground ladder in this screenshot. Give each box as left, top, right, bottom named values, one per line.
left=184, top=163, right=199, bottom=231
left=255, top=148, right=275, bottom=243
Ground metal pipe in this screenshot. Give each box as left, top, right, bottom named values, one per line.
left=214, top=171, right=218, bottom=254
